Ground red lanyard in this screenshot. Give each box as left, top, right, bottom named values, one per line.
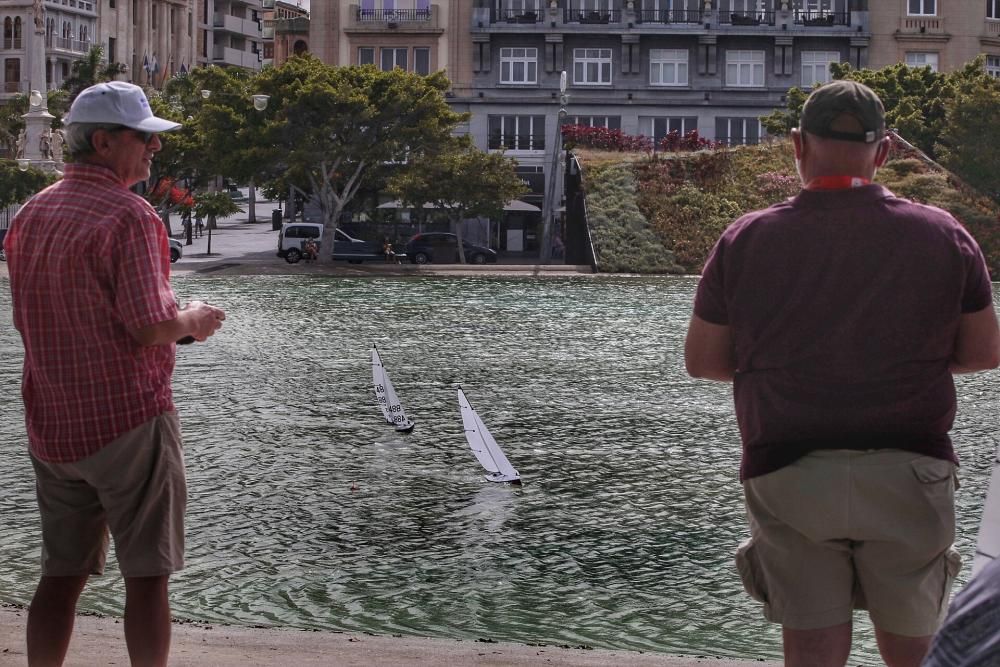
left=805, top=176, right=871, bottom=190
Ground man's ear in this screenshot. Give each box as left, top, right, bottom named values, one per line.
left=874, top=136, right=890, bottom=168
left=791, top=128, right=805, bottom=160
left=89, top=128, right=113, bottom=156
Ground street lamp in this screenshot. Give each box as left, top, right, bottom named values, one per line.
left=17, top=159, right=30, bottom=171
left=201, top=89, right=211, bottom=99
left=29, top=90, right=43, bottom=108
left=252, top=94, right=269, bottom=111
left=540, top=71, right=568, bottom=264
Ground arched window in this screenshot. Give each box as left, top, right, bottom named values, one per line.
left=13, top=16, right=22, bottom=39
left=4, top=18, right=12, bottom=41
left=62, top=21, right=71, bottom=39
left=292, top=39, right=308, bottom=55
left=79, top=24, right=87, bottom=42
left=46, top=17, right=54, bottom=37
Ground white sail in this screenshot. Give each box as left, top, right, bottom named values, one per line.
left=371, top=345, right=414, bottom=433
left=458, top=387, right=520, bottom=484
left=973, top=447, right=1000, bottom=577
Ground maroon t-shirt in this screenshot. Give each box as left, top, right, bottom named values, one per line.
left=694, top=184, right=993, bottom=480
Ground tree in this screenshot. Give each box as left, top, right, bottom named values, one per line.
left=936, top=58, right=1000, bottom=200
left=0, top=162, right=57, bottom=208
left=251, top=56, right=468, bottom=264
left=388, top=139, right=526, bottom=263
left=191, top=191, right=241, bottom=256
left=61, top=45, right=128, bottom=103
left=761, top=61, right=967, bottom=159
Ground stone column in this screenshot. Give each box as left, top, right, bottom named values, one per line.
left=21, top=1, right=57, bottom=170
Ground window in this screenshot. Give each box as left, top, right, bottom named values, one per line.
left=801, top=51, right=839, bottom=87
left=151, top=3, right=157, bottom=29
left=414, top=47, right=430, bottom=75
left=987, top=55, right=1000, bottom=78
left=110, top=0, right=115, bottom=7
left=990, top=0, right=1000, bottom=19
left=488, top=115, right=546, bottom=151
left=4, top=58, right=20, bottom=88
left=499, top=47, right=537, bottom=84
left=716, top=117, right=763, bottom=145
left=905, top=52, right=938, bottom=71
left=640, top=116, right=698, bottom=143
left=358, top=47, right=375, bottom=65
left=108, top=36, right=116, bottom=62
left=567, top=115, right=621, bottom=130
left=908, top=0, right=935, bottom=15
left=649, top=49, right=688, bottom=86
left=380, top=47, right=406, bottom=71
left=573, top=48, right=612, bottom=85
left=726, top=50, right=765, bottom=87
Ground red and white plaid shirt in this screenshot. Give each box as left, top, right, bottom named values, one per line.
left=5, top=163, right=178, bottom=463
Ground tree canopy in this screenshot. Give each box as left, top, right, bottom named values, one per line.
left=250, top=55, right=468, bottom=263
left=388, top=138, right=526, bottom=263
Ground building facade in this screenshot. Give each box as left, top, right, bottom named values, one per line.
left=868, top=0, right=1000, bottom=75
left=262, top=0, right=306, bottom=66
left=196, top=0, right=263, bottom=70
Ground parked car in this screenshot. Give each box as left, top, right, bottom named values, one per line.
left=276, top=222, right=389, bottom=263
left=404, top=233, right=497, bottom=265
left=169, top=238, right=183, bottom=263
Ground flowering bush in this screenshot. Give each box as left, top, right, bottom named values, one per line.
left=148, top=177, right=194, bottom=208
left=658, top=129, right=721, bottom=152
left=561, top=125, right=653, bottom=152
left=755, top=171, right=800, bottom=201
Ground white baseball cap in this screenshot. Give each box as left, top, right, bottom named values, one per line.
left=63, top=81, right=181, bottom=133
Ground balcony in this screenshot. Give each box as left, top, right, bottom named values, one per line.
left=212, top=44, right=261, bottom=68
left=213, top=12, right=262, bottom=36
left=792, top=10, right=850, bottom=27
left=46, top=36, right=92, bottom=54
left=491, top=9, right=543, bottom=24
left=356, top=8, right=432, bottom=22
left=899, top=15, right=945, bottom=36
left=346, top=4, right=442, bottom=33
left=635, top=9, right=703, bottom=25
left=564, top=9, right=620, bottom=25
left=488, top=134, right=545, bottom=152
left=722, top=11, right=775, bottom=27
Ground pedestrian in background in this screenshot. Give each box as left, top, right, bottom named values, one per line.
left=3, top=81, right=226, bottom=667
left=684, top=80, right=1000, bottom=666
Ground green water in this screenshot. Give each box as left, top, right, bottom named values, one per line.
left=0, top=275, right=996, bottom=664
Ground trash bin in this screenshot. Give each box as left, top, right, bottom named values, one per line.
left=272, top=209, right=282, bottom=231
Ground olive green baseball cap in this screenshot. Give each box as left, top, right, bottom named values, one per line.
left=800, top=80, right=886, bottom=143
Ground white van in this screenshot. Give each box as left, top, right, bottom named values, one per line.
left=276, top=222, right=387, bottom=263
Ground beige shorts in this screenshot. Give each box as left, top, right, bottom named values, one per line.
left=737, top=449, right=960, bottom=636
left=30, top=412, right=187, bottom=578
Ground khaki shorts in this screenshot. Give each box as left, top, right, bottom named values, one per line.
left=737, top=449, right=960, bottom=636
left=30, top=412, right=187, bottom=578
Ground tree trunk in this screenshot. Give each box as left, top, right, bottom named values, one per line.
left=248, top=180, right=257, bottom=223
left=453, top=213, right=467, bottom=264
left=160, top=207, right=173, bottom=237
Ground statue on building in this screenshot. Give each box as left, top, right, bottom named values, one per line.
left=39, top=129, right=51, bottom=160
left=32, top=0, right=45, bottom=34
left=15, top=129, right=26, bottom=158
left=50, top=128, right=64, bottom=162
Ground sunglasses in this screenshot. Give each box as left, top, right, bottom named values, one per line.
left=110, top=127, right=156, bottom=144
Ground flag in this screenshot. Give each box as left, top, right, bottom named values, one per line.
left=151, top=54, right=159, bottom=75
left=179, top=62, right=188, bottom=74
left=142, top=52, right=150, bottom=73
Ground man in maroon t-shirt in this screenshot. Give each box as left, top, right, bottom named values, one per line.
left=685, top=80, right=1000, bottom=666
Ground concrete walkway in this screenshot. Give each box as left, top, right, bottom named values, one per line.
left=0, top=606, right=776, bottom=667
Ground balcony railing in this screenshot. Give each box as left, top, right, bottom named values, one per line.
left=792, top=10, right=850, bottom=27
left=900, top=16, right=944, bottom=34
left=722, top=11, right=775, bottom=26
left=488, top=134, right=545, bottom=151
left=635, top=9, right=703, bottom=24
left=492, top=9, right=543, bottom=23
left=3, top=81, right=25, bottom=93
left=564, top=9, right=620, bottom=24
left=46, top=36, right=92, bottom=53
left=2, top=38, right=23, bottom=49
left=357, top=8, right=432, bottom=22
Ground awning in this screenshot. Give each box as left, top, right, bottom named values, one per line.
left=376, top=200, right=540, bottom=212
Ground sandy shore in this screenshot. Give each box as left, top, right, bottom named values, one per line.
left=0, top=606, right=774, bottom=667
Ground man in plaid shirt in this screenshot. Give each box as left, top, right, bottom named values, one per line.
left=4, top=82, right=225, bottom=667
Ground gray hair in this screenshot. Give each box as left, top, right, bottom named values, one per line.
left=63, top=122, right=125, bottom=158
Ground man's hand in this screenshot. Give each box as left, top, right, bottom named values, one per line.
left=132, top=301, right=226, bottom=347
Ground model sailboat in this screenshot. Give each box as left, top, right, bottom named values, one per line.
left=973, top=446, right=1000, bottom=577
left=371, top=345, right=414, bottom=433
left=458, top=387, right=521, bottom=484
